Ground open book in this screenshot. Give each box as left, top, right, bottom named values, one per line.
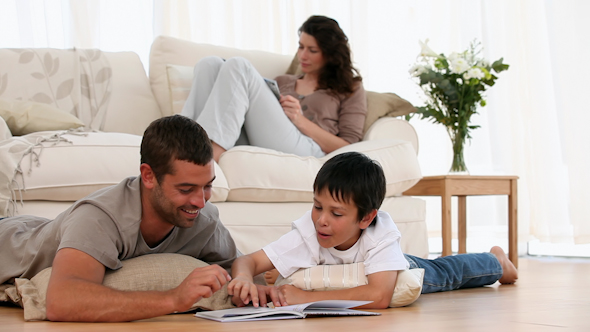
left=195, top=300, right=380, bottom=322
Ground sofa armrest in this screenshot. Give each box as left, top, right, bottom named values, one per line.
left=363, top=117, right=419, bottom=154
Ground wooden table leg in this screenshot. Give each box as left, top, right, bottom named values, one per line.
left=508, top=179, right=518, bottom=267
left=458, top=196, right=467, bottom=254
left=441, top=183, right=452, bottom=256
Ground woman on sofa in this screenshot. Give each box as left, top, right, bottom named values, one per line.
left=181, top=15, right=366, bottom=162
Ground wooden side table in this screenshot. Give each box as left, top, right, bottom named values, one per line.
left=403, top=175, right=519, bottom=267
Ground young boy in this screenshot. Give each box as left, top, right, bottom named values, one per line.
left=228, top=152, right=518, bottom=309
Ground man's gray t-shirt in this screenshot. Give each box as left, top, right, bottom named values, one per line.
left=0, top=176, right=239, bottom=284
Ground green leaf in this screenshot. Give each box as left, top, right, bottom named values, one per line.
left=491, top=58, right=509, bottom=73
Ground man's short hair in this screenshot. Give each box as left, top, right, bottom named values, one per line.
left=313, top=151, right=386, bottom=223
left=140, top=115, right=213, bottom=183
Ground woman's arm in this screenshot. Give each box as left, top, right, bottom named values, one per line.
left=333, top=82, right=367, bottom=144
left=280, top=95, right=350, bottom=154
left=276, top=270, right=398, bottom=309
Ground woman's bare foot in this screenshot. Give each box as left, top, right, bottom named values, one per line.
left=490, top=246, right=518, bottom=284
left=264, top=269, right=280, bottom=285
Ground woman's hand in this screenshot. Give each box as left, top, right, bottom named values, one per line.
left=279, top=94, right=350, bottom=154
left=279, top=95, right=306, bottom=127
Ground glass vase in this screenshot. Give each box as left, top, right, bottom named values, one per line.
left=448, top=129, right=469, bottom=175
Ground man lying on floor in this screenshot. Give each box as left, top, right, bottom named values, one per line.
left=0, top=115, right=241, bottom=322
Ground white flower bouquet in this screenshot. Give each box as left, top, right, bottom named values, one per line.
left=408, top=39, right=509, bottom=173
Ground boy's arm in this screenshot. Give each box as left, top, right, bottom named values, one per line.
left=228, top=250, right=282, bottom=307
left=277, top=270, right=398, bottom=309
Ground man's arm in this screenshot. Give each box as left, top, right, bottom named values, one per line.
left=46, top=248, right=230, bottom=322
left=276, top=270, right=398, bottom=309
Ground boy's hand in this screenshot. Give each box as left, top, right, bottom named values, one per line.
left=228, top=276, right=259, bottom=307
left=228, top=277, right=283, bottom=308
left=277, top=284, right=306, bottom=306
left=255, top=285, right=282, bottom=308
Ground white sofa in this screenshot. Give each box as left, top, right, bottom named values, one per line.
left=0, top=36, right=428, bottom=257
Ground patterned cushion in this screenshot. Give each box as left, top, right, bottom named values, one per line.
left=275, top=263, right=424, bottom=308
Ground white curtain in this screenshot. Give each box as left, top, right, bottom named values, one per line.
left=1, top=0, right=589, bottom=252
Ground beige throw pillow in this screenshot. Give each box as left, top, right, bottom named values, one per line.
left=166, top=64, right=194, bottom=114
left=364, top=91, right=416, bottom=133
left=2, top=253, right=234, bottom=321
left=275, top=263, right=424, bottom=308
left=0, top=99, right=84, bottom=136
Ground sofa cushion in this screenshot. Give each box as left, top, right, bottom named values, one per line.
left=16, top=131, right=142, bottom=201
left=221, top=146, right=321, bottom=202
left=149, top=35, right=292, bottom=117
left=0, top=99, right=84, bottom=136
left=14, top=131, right=228, bottom=203
left=219, top=139, right=421, bottom=202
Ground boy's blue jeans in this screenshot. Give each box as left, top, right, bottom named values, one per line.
left=404, top=252, right=502, bottom=293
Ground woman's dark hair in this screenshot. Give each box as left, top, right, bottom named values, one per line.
left=313, top=152, right=386, bottom=224
left=140, top=115, right=213, bottom=183
left=299, top=15, right=362, bottom=96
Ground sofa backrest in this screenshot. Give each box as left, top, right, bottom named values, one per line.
left=149, top=35, right=292, bottom=117
left=0, top=48, right=162, bottom=136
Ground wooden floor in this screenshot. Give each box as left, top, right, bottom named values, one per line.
left=2, top=256, right=589, bottom=331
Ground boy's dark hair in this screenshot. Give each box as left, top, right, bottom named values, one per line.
left=140, top=115, right=213, bottom=183
left=313, top=152, right=386, bottom=223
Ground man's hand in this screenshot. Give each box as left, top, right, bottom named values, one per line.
left=170, top=264, right=232, bottom=312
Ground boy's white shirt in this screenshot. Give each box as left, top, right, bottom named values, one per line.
left=263, top=210, right=409, bottom=278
